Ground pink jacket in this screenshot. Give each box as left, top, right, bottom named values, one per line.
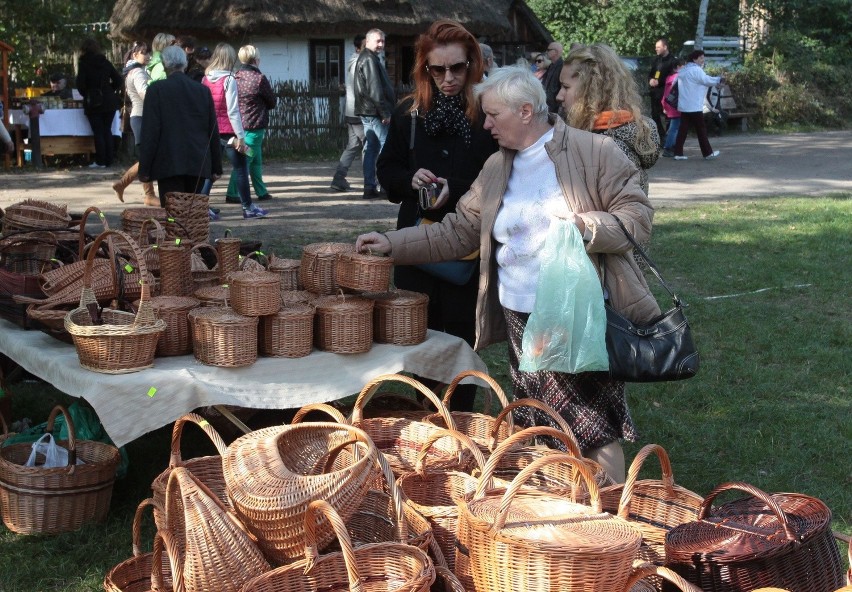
left=661, top=72, right=680, bottom=119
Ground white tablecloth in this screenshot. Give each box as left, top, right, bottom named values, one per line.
left=0, top=319, right=488, bottom=447
left=8, top=109, right=121, bottom=137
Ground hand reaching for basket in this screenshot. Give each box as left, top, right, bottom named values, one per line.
left=355, top=232, right=391, bottom=255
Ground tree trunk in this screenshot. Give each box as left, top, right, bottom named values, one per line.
left=695, top=0, right=710, bottom=50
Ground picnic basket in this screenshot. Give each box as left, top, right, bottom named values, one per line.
left=313, top=292, right=374, bottom=353
left=259, top=302, right=315, bottom=358
left=366, top=289, right=429, bottom=345
left=104, top=498, right=175, bottom=592
left=64, top=230, right=165, bottom=374
left=300, top=242, right=353, bottom=295
left=239, top=499, right=435, bottom=592
left=456, top=453, right=642, bottom=592
left=664, top=481, right=843, bottom=592
left=229, top=270, right=281, bottom=316
left=0, top=404, right=121, bottom=534
left=188, top=306, right=258, bottom=367
left=223, top=421, right=380, bottom=564
left=267, top=254, right=301, bottom=291
left=335, top=250, right=393, bottom=293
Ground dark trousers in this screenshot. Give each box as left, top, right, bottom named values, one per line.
left=156, top=175, right=205, bottom=206
left=649, top=91, right=666, bottom=137
left=674, top=111, right=714, bottom=158
left=87, top=111, right=116, bottom=166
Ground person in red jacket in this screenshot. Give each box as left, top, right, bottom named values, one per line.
left=660, top=58, right=685, bottom=157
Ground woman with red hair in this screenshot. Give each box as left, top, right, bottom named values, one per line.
left=377, top=19, right=498, bottom=412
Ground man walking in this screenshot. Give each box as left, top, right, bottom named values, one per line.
left=330, top=34, right=366, bottom=192
left=541, top=41, right=563, bottom=113
left=354, top=28, right=395, bottom=199
left=648, top=37, right=677, bottom=137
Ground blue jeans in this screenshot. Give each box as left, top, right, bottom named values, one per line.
left=360, top=116, right=389, bottom=189
left=664, top=117, right=681, bottom=151
left=201, top=137, right=252, bottom=208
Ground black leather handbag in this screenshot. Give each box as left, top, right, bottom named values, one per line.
left=603, top=219, right=699, bottom=382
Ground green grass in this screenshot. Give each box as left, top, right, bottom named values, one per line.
left=1, top=195, right=850, bottom=590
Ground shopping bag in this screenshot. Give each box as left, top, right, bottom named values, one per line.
left=24, top=433, right=83, bottom=468
left=519, top=219, right=609, bottom=374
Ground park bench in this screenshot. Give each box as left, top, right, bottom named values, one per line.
left=706, top=83, right=757, bottom=133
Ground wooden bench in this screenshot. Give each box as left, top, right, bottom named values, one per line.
left=706, top=83, right=757, bottom=132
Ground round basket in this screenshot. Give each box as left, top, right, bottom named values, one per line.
left=240, top=250, right=268, bottom=272
left=0, top=405, right=121, bottom=535
left=259, top=303, right=315, bottom=358
left=366, top=289, right=429, bottom=345
left=194, top=284, right=230, bottom=307
left=267, top=255, right=301, bottom=291
left=313, top=293, right=373, bottom=354
left=64, top=230, right=166, bottom=374
left=188, top=306, right=258, bottom=367
left=26, top=301, right=75, bottom=343
left=299, top=242, right=353, bottom=295
left=121, top=207, right=169, bottom=242
left=229, top=270, right=281, bottom=316
left=280, top=289, right=314, bottom=306
left=335, top=251, right=393, bottom=293
left=144, top=296, right=200, bottom=356
left=215, top=235, right=241, bottom=283
left=2, top=199, right=70, bottom=233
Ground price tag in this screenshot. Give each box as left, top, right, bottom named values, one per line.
left=147, top=387, right=157, bottom=398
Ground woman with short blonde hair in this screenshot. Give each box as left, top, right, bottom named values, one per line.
left=147, top=33, right=176, bottom=82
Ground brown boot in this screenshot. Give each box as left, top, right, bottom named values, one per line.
left=112, top=162, right=139, bottom=203
left=142, top=181, right=158, bottom=207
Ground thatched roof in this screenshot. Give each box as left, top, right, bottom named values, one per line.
left=109, top=0, right=543, bottom=41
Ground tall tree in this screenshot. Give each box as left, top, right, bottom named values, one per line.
left=695, top=0, right=710, bottom=49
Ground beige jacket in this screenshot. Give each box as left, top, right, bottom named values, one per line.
left=387, top=116, right=662, bottom=350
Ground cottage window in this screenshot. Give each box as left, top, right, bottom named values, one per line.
left=310, top=40, right=344, bottom=87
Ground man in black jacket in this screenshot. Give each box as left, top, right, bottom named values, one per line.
left=648, top=37, right=677, bottom=136
left=354, top=28, right=395, bottom=199
left=541, top=41, right=563, bottom=113
left=138, top=46, right=222, bottom=204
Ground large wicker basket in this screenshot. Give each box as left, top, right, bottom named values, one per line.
left=229, top=270, right=281, bottom=316
left=299, top=242, right=353, bottom=295
left=0, top=405, right=121, bottom=535
left=144, top=296, right=200, bottom=356
left=335, top=251, right=393, bottom=293
left=104, top=498, right=175, bottom=592
left=65, top=230, right=166, bottom=374
left=313, top=293, right=373, bottom=354
left=188, top=306, right=258, bottom=367
left=158, top=243, right=193, bottom=297
left=259, top=302, right=315, bottom=358
left=366, top=289, right=429, bottom=345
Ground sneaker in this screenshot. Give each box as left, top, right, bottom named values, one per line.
left=242, top=204, right=268, bottom=219
left=208, top=208, right=220, bottom=221
left=257, top=194, right=273, bottom=201
left=330, top=177, right=350, bottom=192
left=362, top=186, right=381, bottom=200
left=662, top=150, right=674, bottom=158
left=674, top=155, right=688, bottom=161
left=87, top=162, right=106, bottom=169
left=210, top=207, right=221, bottom=215
left=705, top=150, right=721, bottom=160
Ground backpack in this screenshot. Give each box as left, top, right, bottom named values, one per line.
left=664, top=80, right=679, bottom=108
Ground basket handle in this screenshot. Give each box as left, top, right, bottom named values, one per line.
left=190, top=242, right=219, bottom=270
left=489, top=398, right=579, bottom=453
left=303, top=500, right=365, bottom=592
left=45, top=404, right=76, bottom=466
left=617, top=443, right=676, bottom=519
left=138, top=217, right=165, bottom=248
left=351, top=373, right=458, bottom=436
left=291, top=403, right=348, bottom=425
left=240, top=250, right=268, bottom=270
left=132, top=497, right=165, bottom=557
left=415, top=428, right=488, bottom=479
left=77, top=206, right=110, bottom=259
left=441, top=370, right=509, bottom=421
left=168, top=413, right=228, bottom=469
left=697, top=481, right=796, bottom=542
left=151, top=529, right=185, bottom=592
left=621, top=560, right=703, bottom=592
left=435, top=565, right=466, bottom=592
left=489, top=454, right=602, bottom=532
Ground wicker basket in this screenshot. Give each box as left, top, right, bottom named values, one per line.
left=239, top=499, right=435, bottom=592
left=222, top=422, right=381, bottom=565
left=290, top=403, right=348, bottom=425
left=0, top=230, right=57, bottom=275
left=164, top=192, right=209, bottom=245
left=215, top=234, right=241, bottom=282
left=240, top=250, right=268, bottom=272
left=188, top=306, right=258, bottom=367
left=65, top=230, right=166, bottom=374
left=259, top=302, right=315, bottom=358
left=313, top=293, right=373, bottom=353
left=229, top=270, right=281, bottom=316
left=366, top=289, right=429, bottom=345
left=335, top=251, right=393, bottom=293
left=104, top=498, right=175, bottom=592
left=300, top=242, right=353, bottom=295
left=1, top=199, right=70, bottom=233
left=137, top=217, right=165, bottom=277
left=121, top=206, right=169, bottom=243
left=143, top=296, right=199, bottom=356
left=26, top=301, right=75, bottom=342
left=0, top=405, right=121, bottom=535
left=456, top=453, right=642, bottom=592
left=665, top=482, right=844, bottom=592
left=194, top=284, right=230, bottom=307
left=281, top=289, right=315, bottom=306
left=158, top=243, right=193, bottom=296
left=190, top=243, right=220, bottom=290
left=267, top=254, right=301, bottom=291
left=625, top=561, right=703, bottom=592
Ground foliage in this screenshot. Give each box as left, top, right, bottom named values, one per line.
left=742, top=0, right=852, bottom=56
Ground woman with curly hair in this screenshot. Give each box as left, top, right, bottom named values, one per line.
left=557, top=43, right=660, bottom=195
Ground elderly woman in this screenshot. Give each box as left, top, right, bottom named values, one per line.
left=557, top=43, right=660, bottom=195
left=357, top=66, right=660, bottom=482
left=673, top=49, right=724, bottom=160
left=533, top=53, right=550, bottom=80
left=376, top=19, right=498, bottom=412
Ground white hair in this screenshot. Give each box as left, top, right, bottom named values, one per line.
left=161, top=46, right=188, bottom=72
left=474, top=65, right=548, bottom=121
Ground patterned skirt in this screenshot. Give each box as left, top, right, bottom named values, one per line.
left=503, top=307, right=638, bottom=453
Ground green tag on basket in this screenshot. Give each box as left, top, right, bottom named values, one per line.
left=167, top=217, right=175, bottom=223
left=175, top=238, right=182, bottom=245
left=152, top=244, right=158, bottom=249
left=147, top=387, right=157, bottom=398
left=198, top=419, right=209, bottom=427
left=124, top=264, right=134, bottom=273
left=98, top=211, right=105, bottom=219
left=254, top=250, right=265, bottom=256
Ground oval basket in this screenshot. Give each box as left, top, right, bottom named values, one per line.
left=299, top=242, right=353, bottom=295
left=267, top=255, right=301, bottom=291
left=188, top=306, right=258, bottom=367
left=0, top=405, right=121, bottom=535
left=366, top=289, right=429, bottom=345
left=313, top=293, right=373, bottom=354
left=2, top=199, right=70, bottom=233
left=143, top=296, right=200, bottom=356
left=259, top=302, right=315, bottom=358
left=64, top=230, right=166, bottom=374
left=335, top=251, right=393, bottom=293
left=229, top=270, right=281, bottom=316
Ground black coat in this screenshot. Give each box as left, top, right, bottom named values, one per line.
left=648, top=53, right=677, bottom=98
left=353, top=48, right=395, bottom=120
left=138, top=72, right=222, bottom=182
left=377, top=97, right=499, bottom=230
left=75, top=53, right=122, bottom=114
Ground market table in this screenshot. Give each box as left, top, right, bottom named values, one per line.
left=0, top=318, right=488, bottom=447
left=8, top=109, right=121, bottom=164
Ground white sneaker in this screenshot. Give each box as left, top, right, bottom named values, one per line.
left=674, top=155, right=688, bottom=161
left=87, top=162, right=106, bottom=169
left=705, top=151, right=721, bottom=160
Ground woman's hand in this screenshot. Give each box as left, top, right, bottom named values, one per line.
left=355, top=232, right=391, bottom=255
left=411, top=168, right=438, bottom=191
left=427, top=177, right=451, bottom=210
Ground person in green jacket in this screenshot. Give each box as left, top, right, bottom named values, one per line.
left=147, top=32, right=175, bottom=83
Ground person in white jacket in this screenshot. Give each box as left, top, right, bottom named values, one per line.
left=673, top=50, right=724, bottom=161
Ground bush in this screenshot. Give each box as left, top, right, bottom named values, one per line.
left=761, top=83, right=844, bottom=128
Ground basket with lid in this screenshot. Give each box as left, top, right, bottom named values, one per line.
left=142, top=295, right=200, bottom=356
left=267, top=254, right=301, bottom=291
left=194, top=284, right=230, bottom=307
left=335, top=250, right=393, bottom=293
left=299, top=242, right=353, bottom=295
left=366, top=289, right=429, bottom=345
left=229, top=270, right=281, bottom=316
left=259, top=302, right=314, bottom=358
left=313, top=292, right=373, bottom=354
left=188, top=306, right=258, bottom=367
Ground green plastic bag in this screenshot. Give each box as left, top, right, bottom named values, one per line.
left=519, top=219, right=609, bottom=374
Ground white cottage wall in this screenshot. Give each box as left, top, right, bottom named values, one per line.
left=243, top=37, right=358, bottom=84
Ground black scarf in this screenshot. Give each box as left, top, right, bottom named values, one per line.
left=423, top=90, right=472, bottom=145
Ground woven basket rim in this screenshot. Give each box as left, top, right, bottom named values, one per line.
left=188, top=306, right=255, bottom=324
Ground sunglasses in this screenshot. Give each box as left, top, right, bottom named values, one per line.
left=426, top=61, right=469, bottom=78
left=535, top=59, right=544, bottom=63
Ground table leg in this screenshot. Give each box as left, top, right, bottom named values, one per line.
left=212, top=404, right=252, bottom=434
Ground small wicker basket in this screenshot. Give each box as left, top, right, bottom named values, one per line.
left=335, top=251, right=393, bottom=293
left=2, top=199, right=71, bottom=233
left=259, top=303, right=315, bottom=358
left=188, top=306, right=258, bottom=367
left=299, top=242, right=353, bottom=295
left=267, top=254, right=301, bottom=291
left=229, top=270, right=281, bottom=316
left=189, top=243, right=220, bottom=291
left=121, top=207, right=169, bottom=242
left=144, top=296, right=200, bottom=356
left=194, top=284, right=230, bottom=307
left=366, top=289, right=429, bottom=345
left=313, top=293, right=373, bottom=354
left=280, top=290, right=314, bottom=306
left=215, top=234, right=241, bottom=283
left=158, top=242, right=193, bottom=297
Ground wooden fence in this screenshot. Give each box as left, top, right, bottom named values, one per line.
left=265, top=80, right=346, bottom=157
